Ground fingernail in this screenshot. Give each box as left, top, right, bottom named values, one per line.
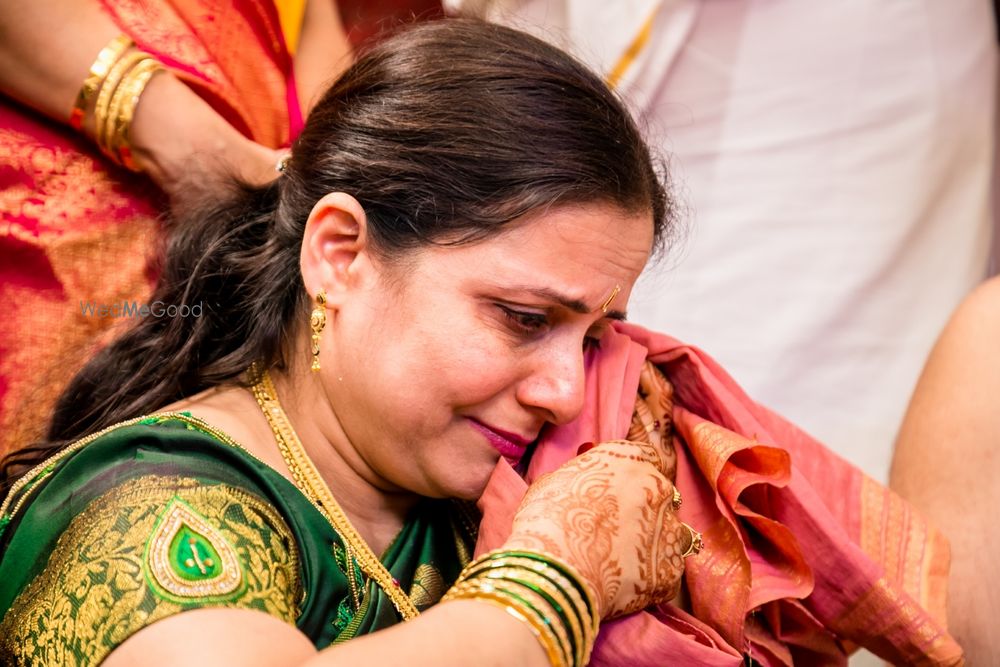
left=577, top=441, right=596, bottom=455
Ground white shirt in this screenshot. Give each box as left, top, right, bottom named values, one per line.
left=446, top=0, right=998, bottom=481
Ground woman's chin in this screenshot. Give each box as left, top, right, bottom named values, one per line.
left=430, top=465, right=496, bottom=501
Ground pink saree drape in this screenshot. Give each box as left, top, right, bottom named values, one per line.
left=477, top=322, right=962, bottom=666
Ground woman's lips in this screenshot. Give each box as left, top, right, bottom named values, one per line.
left=468, top=418, right=532, bottom=464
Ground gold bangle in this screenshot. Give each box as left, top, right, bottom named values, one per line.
left=443, top=580, right=568, bottom=667
left=102, top=54, right=153, bottom=156
left=478, top=568, right=582, bottom=666
left=108, top=58, right=163, bottom=171
left=486, top=578, right=573, bottom=667
left=468, top=548, right=599, bottom=621
left=458, top=550, right=598, bottom=667
left=93, top=50, right=148, bottom=157
left=444, top=586, right=565, bottom=667
left=464, top=552, right=599, bottom=660
left=69, top=34, right=133, bottom=131
left=477, top=558, right=595, bottom=665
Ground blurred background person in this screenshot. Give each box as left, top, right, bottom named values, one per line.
left=0, top=1, right=441, bottom=458
left=0, top=0, right=350, bottom=455
left=447, top=0, right=999, bottom=484
left=891, top=275, right=1000, bottom=666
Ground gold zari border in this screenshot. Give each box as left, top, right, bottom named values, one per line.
left=0, top=474, right=302, bottom=667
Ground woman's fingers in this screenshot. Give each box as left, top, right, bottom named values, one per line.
left=600, top=469, right=690, bottom=618
left=235, top=142, right=285, bottom=187
left=638, top=362, right=673, bottom=432
left=627, top=394, right=657, bottom=443
left=628, top=362, right=678, bottom=481
left=508, top=444, right=684, bottom=618
left=128, top=72, right=283, bottom=205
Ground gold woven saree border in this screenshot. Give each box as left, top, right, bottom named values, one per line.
left=1, top=412, right=280, bottom=526
left=0, top=474, right=302, bottom=667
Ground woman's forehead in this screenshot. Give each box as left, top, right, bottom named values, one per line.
left=412, top=203, right=654, bottom=292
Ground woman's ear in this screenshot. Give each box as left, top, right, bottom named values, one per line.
left=300, top=192, right=371, bottom=305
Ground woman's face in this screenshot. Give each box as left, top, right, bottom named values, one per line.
left=325, top=202, right=654, bottom=500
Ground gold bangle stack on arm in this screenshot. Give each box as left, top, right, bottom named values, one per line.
left=107, top=57, right=164, bottom=170
left=69, top=34, right=133, bottom=130
left=94, top=52, right=164, bottom=169
left=478, top=566, right=585, bottom=663
left=446, top=582, right=567, bottom=667
left=70, top=34, right=165, bottom=171
left=441, top=548, right=600, bottom=667
left=248, top=366, right=420, bottom=620
left=93, top=51, right=147, bottom=149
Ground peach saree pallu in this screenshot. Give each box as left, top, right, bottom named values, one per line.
left=477, top=322, right=962, bottom=666
left=0, top=0, right=303, bottom=456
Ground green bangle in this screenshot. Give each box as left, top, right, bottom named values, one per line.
left=479, top=568, right=581, bottom=665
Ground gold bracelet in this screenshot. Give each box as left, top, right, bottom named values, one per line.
left=477, top=567, right=584, bottom=667
left=456, top=550, right=599, bottom=667
left=443, top=580, right=568, bottom=667
left=101, top=53, right=152, bottom=156
left=485, top=578, right=574, bottom=667
left=69, top=34, right=133, bottom=130
left=495, top=549, right=600, bottom=621
left=108, top=57, right=163, bottom=171
left=93, top=50, right=148, bottom=157
left=464, top=551, right=599, bottom=663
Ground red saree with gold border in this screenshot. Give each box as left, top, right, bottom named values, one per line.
left=0, top=0, right=301, bottom=455
left=477, top=322, right=963, bottom=666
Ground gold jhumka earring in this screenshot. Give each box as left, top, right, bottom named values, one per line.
left=310, top=290, right=327, bottom=372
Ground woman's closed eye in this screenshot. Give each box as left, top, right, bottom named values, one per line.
left=498, top=305, right=550, bottom=336
left=497, top=304, right=603, bottom=349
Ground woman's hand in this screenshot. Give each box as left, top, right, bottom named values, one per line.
left=504, top=363, right=692, bottom=619
left=504, top=440, right=691, bottom=619
left=127, top=72, right=283, bottom=205
left=0, top=3, right=282, bottom=208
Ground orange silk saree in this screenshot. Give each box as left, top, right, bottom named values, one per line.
left=477, top=322, right=962, bottom=666
left=0, top=0, right=302, bottom=455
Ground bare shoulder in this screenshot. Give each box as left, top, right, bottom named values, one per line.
left=891, top=277, right=1000, bottom=664
left=910, top=275, right=1000, bottom=388
left=945, top=275, right=1000, bottom=342
left=102, top=607, right=316, bottom=667
left=891, top=276, right=1000, bottom=489
left=912, top=276, right=1000, bottom=397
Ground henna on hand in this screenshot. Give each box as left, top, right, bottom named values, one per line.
left=628, top=362, right=678, bottom=481
left=506, top=440, right=691, bottom=619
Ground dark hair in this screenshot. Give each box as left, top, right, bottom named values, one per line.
left=1, top=18, right=673, bottom=496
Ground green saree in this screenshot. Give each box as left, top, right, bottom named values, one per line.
left=0, top=413, right=475, bottom=666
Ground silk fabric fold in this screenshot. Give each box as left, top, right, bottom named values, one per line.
left=477, top=322, right=962, bottom=666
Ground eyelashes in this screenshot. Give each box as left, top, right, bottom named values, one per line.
left=498, top=305, right=549, bottom=334
left=497, top=305, right=603, bottom=349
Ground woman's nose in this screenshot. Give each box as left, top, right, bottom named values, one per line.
left=515, top=343, right=587, bottom=426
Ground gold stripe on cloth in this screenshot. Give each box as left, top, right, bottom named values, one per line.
left=0, top=475, right=302, bottom=667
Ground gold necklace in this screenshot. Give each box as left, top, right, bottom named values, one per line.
left=249, top=367, right=419, bottom=620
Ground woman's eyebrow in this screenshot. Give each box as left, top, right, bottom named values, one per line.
left=499, top=284, right=628, bottom=321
